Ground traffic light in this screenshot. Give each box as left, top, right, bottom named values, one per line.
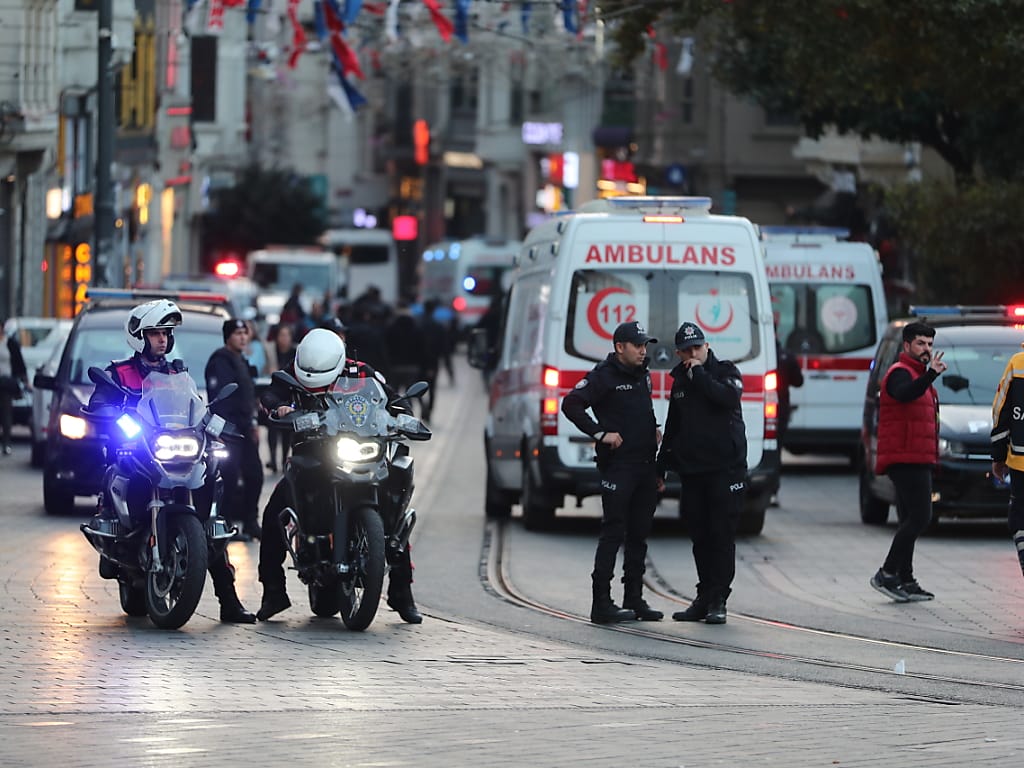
left=413, top=120, right=430, bottom=165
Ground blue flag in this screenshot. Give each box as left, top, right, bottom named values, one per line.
left=521, top=2, right=532, bottom=35
left=335, top=66, right=367, bottom=110
left=343, top=0, right=362, bottom=25
left=454, top=0, right=471, bottom=43
left=246, top=0, right=261, bottom=25
left=314, top=0, right=327, bottom=39
left=562, top=1, right=577, bottom=34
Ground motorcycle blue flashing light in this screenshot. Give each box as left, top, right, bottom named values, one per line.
left=117, top=413, right=142, bottom=439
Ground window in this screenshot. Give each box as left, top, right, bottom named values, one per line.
left=772, top=283, right=876, bottom=355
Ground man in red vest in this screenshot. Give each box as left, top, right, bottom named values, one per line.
left=870, top=321, right=947, bottom=602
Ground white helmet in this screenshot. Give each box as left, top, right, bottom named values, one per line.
left=126, top=299, right=183, bottom=355
left=294, top=327, right=346, bottom=388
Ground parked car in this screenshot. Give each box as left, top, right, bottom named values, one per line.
left=30, top=339, right=69, bottom=468
left=4, top=317, right=73, bottom=428
left=859, top=306, right=1021, bottom=525
left=34, top=290, right=232, bottom=515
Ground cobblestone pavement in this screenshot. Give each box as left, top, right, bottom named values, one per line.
left=2, top=365, right=1024, bottom=767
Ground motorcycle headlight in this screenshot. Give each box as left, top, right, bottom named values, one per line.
left=336, top=437, right=382, bottom=463
left=60, top=413, right=89, bottom=440
left=152, top=433, right=201, bottom=461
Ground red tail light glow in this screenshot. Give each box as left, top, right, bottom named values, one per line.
left=763, top=371, right=778, bottom=440
left=541, top=366, right=561, bottom=435
left=1008, top=305, right=1024, bottom=319
left=214, top=260, right=241, bottom=278
left=452, top=296, right=467, bottom=312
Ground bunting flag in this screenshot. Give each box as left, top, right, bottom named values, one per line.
left=520, top=1, right=531, bottom=35
left=314, top=0, right=327, bottom=39
left=287, top=0, right=307, bottom=68
left=343, top=0, right=363, bottom=24
left=223, top=0, right=246, bottom=6
left=207, top=0, right=225, bottom=33
left=245, top=0, right=261, bottom=24
left=385, top=0, right=400, bottom=40
left=676, top=36, right=695, bottom=76
left=362, top=1, right=386, bottom=13
left=323, top=0, right=365, bottom=78
left=422, top=0, right=454, bottom=42
left=334, top=63, right=368, bottom=109
left=653, top=41, right=668, bottom=71
left=562, top=0, right=577, bottom=34
left=454, top=0, right=471, bottom=43
left=576, top=0, right=587, bottom=39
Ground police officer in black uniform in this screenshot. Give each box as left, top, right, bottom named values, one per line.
left=657, top=322, right=747, bottom=625
left=89, top=300, right=256, bottom=623
left=562, top=321, right=665, bottom=624
left=206, top=318, right=264, bottom=541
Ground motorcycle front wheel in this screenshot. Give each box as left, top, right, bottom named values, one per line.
left=337, top=505, right=385, bottom=631
left=145, top=514, right=208, bottom=629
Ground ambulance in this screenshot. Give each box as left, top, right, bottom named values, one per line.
left=761, top=227, right=888, bottom=460
left=469, top=197, right=780, bottom=534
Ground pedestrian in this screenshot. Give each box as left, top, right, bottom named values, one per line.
left=243, top=319, right=267, bottom=375
left=657, top=322, right=747, bottom=625
left=869, top=320, right=946, bottom=602
left=0, top=321, right=28, bottom=455
left=384, top=300, right=427, bottom=393
left=990, top=341, right=1024, bottom=582
left=417, top=299, right=450, bottom=421
left=206, top=318, right=265, bottom=541
left=264, top=323, right=296, bottom=472
left=256, top=328, right=423, bottom=624
left=88, top=300, right=255, bottom=622
left=561, top=321, right=664, bottom=624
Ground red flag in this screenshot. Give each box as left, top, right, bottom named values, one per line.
left=322, top=0, right=365, bottom=79
left=422, top=0, right=454, bottom=42
left=654, top=42, right=668, bottom=71
left=287, top=0, right=307, bottom=68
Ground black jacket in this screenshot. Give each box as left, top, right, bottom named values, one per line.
left=205, top=346, right=258, bottom=431
left=561, top=353, right=658, bottom=468
left=657, top=349, right=747, bottom=476
left=260, top=359, right=398, bottom=413
left=87, top=354, right=186, bottom=409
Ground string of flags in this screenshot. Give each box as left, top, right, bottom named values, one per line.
left=186, top=1, right=676, bottom=112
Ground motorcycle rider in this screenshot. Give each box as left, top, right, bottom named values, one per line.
left=88, top=299, right=257, bottom=624
left=255, top=327, right=423, bottom=624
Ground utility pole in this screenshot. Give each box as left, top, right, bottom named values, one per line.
left=94, top=0, right=115, bottom=287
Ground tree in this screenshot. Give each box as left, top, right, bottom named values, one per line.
left=201, top=164, right=327, bottom=258
left=600, top=0, right=1024, bottom=183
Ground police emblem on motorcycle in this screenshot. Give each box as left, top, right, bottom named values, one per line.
left=346, top=395, right=370, bottom=426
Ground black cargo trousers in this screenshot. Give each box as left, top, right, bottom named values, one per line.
left=593, top=461, right=660, bottom=590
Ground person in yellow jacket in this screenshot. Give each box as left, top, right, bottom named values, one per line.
left=990, top=343, right=1024, bottom=579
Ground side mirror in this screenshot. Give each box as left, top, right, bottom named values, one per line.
left=467, top=328, right=491, bottom=370
left=272, top=369, right=303, bottom=389
left=405, top=381, right=429, bottom=400
left=210, top=382, right=239, bottom=404
left=87, top=366, right=122, bottom=392
left=34, top=372, right=56, bottom=390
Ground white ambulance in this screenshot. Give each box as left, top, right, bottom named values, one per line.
left=469, top=197, right=780, bottom=534
left=761, top=227, right=888, bottom=460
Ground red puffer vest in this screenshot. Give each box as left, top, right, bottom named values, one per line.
left=875, top=353, right=938, bottom=474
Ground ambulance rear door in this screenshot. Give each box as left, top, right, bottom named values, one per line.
left=764, top=229, right=887, bottom=456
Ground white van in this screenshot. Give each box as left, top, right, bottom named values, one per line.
left=246, top=248, right=340, bottom=325
left=419, top=237, right=522, bottom=332
left=320, top=228, right=399, bottom=305
left=762, top=227, right=888, bottom=460
left=470, top=197, right=780, bottom=534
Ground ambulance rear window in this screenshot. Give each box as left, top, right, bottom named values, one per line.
left=772, top=283, right=877, bottom=355
left=565, top=269, right=760, bottom=367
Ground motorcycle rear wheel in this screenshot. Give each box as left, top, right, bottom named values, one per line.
left=145, top=514, right=208, bottom=629
left=337, top=505, right=385, bottom=631
left=118, top=578, right=147, bottom=617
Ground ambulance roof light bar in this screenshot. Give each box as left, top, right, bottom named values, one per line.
left=576, top=196, right=713, bottom=216
left=759, top=226, right=850, bottom=242
left=908, top=305, right=1020, bottom=318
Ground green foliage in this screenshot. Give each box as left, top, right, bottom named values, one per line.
left=202, top=165, right=327, bottom=253
left=885, top=180, right=1024, bottom=303
left=600, top=0, right=1024, bottom=181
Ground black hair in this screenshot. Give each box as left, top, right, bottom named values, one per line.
left=902, top=321, right=936, bottom=343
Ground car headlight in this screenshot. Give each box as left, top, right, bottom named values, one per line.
left=938, top=438, right=966, bottom=457
left=152, top=433, right=201, bottom=461
left=59, top=413, right=89, bottom=440
left=336, top=437, right=382, bottom=463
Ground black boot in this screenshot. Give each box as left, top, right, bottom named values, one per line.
left=257, top=584, right=291, bottom=621
left=672, top=594, right=709, bottom=622
left=591, top=581, right=635, bottom=624
left=704, top=592, right=728, bottom=625
left=220, top=598, right=257, bottom=624
left=387, top=579, right=422, bottom=624
left=622, top=581, right=663, bottom=621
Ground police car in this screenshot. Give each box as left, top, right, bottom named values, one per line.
left=859, top=305, right=1020, bottom=525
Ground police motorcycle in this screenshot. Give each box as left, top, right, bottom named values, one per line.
left=267, top=370, right=431, bottom=631
left=79, top=367, right=238, bottom=630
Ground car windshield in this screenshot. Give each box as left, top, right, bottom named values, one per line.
left=66, top=324, right=224, bottom=387
left=938, top=343, right=1015, bottom=406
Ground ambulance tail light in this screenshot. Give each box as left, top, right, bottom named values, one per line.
left=541, top=365, right=560, bottom=436
left=763, top=371, right=779, bottom=440
left=1008, top=305, right=1024, bottom=319
left=642, top=215, right=684, bottom=224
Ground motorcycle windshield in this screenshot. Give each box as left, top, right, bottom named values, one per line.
left=321, top=376, right=392, bottom=438
left=136, top=371, right=206, bottom=430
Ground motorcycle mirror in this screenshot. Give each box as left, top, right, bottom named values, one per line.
left=87, top=366, right=123, bottom=393
left=272, top=370, right=303, bottom=389
left=405, top=381, right=429, bottom=399
left=210, top=382, right=238, bottom=404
